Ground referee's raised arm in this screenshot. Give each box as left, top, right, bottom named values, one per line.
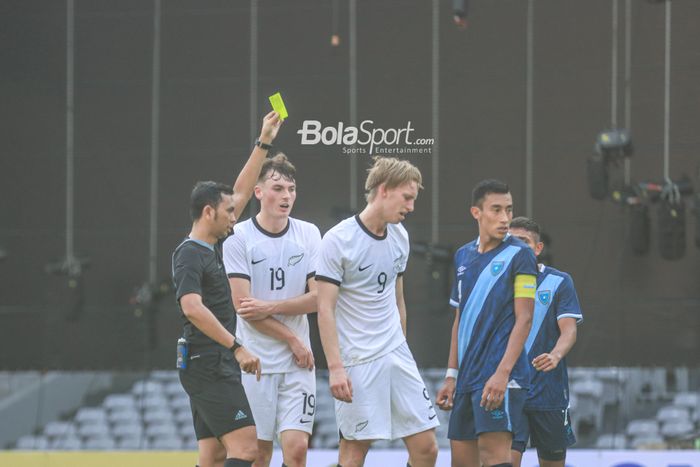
left=231, top=111, right=282, bottom=221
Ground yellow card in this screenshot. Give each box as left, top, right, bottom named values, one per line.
left=269, top=92, right=288, bottom=120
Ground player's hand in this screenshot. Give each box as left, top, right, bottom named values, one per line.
left=532, top=352, right=561, bottom=372
left=436, top=378, right=456, bottom=411
left=329, top=367, right=353, bottom=403
left=234, top=346, right=262, bottom=381
left=288, top=336, right=314, bottom=370
left=237, top=297, right=274, bottom=321
left=481, top=370, right=508, bottom=411
left=259, top=111, right=282, bottom=145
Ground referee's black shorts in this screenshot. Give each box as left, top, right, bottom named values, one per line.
left=179, top=349, right=255, bottom=439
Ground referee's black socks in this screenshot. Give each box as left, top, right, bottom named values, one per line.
left=224, top=459, right=252, bottom=467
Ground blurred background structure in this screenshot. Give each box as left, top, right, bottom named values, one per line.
left=1, top=0, right=699, bottom=456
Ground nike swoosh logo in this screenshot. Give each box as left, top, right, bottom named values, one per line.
left=429, top=413, right=437, bottom=420
left=251, top=258, right=266, bottom=265
left=359, top=264, right=372, bottom=271
left=299, top=418, right=312, bottom=424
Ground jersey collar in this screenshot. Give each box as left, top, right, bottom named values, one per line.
left=475, top=232, right=510, bottom=247
left=355, top=215, right=387, bottom=241
left=252, top=216, right=290, bottom=238
left=186, top=237, right=215, bottom=251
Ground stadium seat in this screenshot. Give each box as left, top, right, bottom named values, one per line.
left=148, top=436, right=183, bottom=450
left=112, top=421, right=144, bottom=438
left=145, top=421, right=178, bottom=438
left=626, top=419, right=659, bottom=438
left=137, top=394, right=169, bottom=410
left=673, top=392, right=700, bottom=411
left=77, top=422, right=110, bottom=438
left=163, top=381, right=186, bottom=397
left=74, top=407, right=107, bottom=424
left=43, top=421, right=77, bottom=438
left=571, top=379, right=604, bottom=398
left=103, top=393, right=136, bottom=410
left=571, top=380, right=604, bottom=432
left=84, top=436, right=116, bottom=450
left=595, top=367, right=625, bottom=406
left=143, top=407, right=173, bottom=424
left=174, top=408, right=193, bottom=423
left=132, top=380, right=163, bottom=397
left=117, top=435, right=147, bottom=450
left=149, top=370, right=179, bottom=383
left=107, top=407, right=141, bottom=424
left=657, top=405, right=691, bottom=423
left=178, top=421, right=196, bottom=438
left=660, top=420, right=695, bottom=438
left=169, top=392, right=190, bottom=410
left=626, top=368, right=668, bottom=402
left=49, top=435, right=83, bottom=450
left=595, top=433, right=627, bottom=449
left=16, top=435, right=49, bottom=450
left=181, top=433, right=198, bottom=450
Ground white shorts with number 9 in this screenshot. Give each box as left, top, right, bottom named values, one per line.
left=335, top=342, right=440, bottom=441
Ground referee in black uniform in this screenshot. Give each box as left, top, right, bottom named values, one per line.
left=172, top=111, right=282, bottom=467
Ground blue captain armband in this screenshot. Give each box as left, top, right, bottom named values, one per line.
left=514, top=274, right=537, bottom=299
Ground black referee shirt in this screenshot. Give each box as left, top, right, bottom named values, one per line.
left=172, top=237, right=237, bottom=348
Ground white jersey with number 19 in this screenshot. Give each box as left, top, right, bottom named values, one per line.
left=223, top=216, right=321, bottom=373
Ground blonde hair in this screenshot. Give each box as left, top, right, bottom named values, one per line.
left=365, top=157, right=423, bottom=202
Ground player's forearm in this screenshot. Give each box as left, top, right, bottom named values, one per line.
left=317, top=306, right=343, bottom=370
left=447, top=308, right=460, bottom=370
left=183, top=302, right=235, bottom=349
left=550, top=324, right=577, bottom=360
left=397, top=303, right=407, bottom=336
left=247, top=317, right=298, bottom=344
left=267, top=290, right=318, bottom=316
left=395, top=276, right=407, bottom=336
left=231, top=147, right=267, bottom=220
left=496, top=299, right=533, bottom=375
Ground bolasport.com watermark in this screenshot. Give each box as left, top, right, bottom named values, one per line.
left=296, top=120, right=434, bottom=155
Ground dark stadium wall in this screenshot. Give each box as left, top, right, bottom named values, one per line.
left=0, top=0, right=698, bottom=369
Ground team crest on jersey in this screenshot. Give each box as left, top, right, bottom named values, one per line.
left=288, top=253, right=304, bottom=266
left=538, top=290, right=551, bottom=306
left=490, top=261, right=504, bottom=276
left=393, top=255, right=405, bottom=273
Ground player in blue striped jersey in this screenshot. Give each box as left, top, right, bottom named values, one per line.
left=436, top=180, right=537, bottom=467
left=508, top=217, right=583, bottom=467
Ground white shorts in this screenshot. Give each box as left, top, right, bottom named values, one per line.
left=242, top=369, right=316, bottom=441
left=335, top=342, right=440, bottom=441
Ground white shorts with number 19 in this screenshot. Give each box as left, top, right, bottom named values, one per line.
left=335, top=342, right=440, bottom=441
left=242, top=369, right=316, bottom=441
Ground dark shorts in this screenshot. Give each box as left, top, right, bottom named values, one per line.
left=511, top=408, right=576, bottom=453
left=179, top=350, right=254, bottom=440
left=448, top=388, right=526, bottom=440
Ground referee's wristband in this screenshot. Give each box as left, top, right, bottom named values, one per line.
left=445, top=368, right=458, bottom=379
left=255, top=138, right=273, bottom=151
left=230, top=340, right=243, bottom=353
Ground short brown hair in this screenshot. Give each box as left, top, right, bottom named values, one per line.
left=258, top=153, right=296, bottom=183
left=365, top=157, right=423, bottom=202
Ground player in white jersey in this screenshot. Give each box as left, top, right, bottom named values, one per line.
left=224, top=154, right=321, bottom=467
left=316, top=157, right=439, bottom=467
